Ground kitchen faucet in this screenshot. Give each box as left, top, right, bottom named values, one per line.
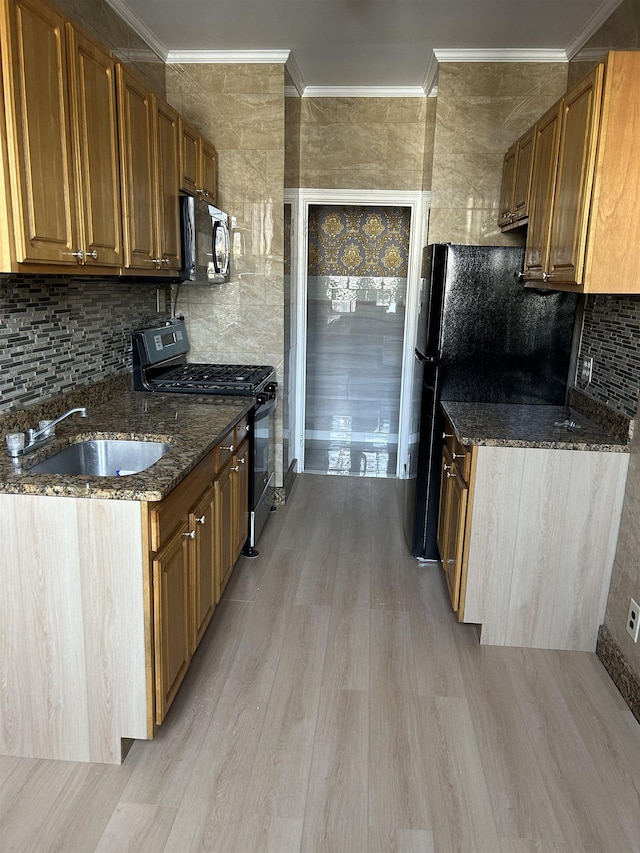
left=12, top=407, right=89, bottom=456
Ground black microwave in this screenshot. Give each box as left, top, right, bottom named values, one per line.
left=179, top=195, right=231, bottom=284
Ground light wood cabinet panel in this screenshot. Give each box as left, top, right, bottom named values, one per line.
left=152, top=93, right=181, bottom=271
left=190, top=483, right=217, bottom=650
left=1, top=0, right=77, bottom=265
left=152, top=524, right=191, bottom=725
left=116, top=64, right=155, bottom=271
left=179, top=116, right=199, bottom=196
left=523, top=100, right=562, bottom=282
left=66, top=23, right=122, bottom=268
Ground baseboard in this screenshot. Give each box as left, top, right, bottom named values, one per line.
left=596, top=625, right=640, bottom=725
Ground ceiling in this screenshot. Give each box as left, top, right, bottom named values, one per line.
left=106, top=0, right=623, bottom=95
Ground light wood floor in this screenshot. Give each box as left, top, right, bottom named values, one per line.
left=2, top=474, right=640, bottom=852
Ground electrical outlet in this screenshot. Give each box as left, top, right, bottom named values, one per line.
left=627, top=598, right=640, bottom=643
left=581, top=356, right=593, bottom=383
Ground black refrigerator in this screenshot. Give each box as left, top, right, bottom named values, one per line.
left=403, top=243, right=578, bottom=559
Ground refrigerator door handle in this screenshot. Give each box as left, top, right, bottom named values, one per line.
left=414, top=348, right=438, bottom=364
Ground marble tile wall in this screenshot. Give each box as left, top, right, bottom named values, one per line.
left=165, top=63, right=286, bottom=482
left=293, top=97, right=431, bottom=190
left=567, top=0, right=640, bottom=703
left=428, top=62, right=567, bottom=245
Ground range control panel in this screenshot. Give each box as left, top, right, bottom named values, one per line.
left=133, top=321, right=190, bottom=366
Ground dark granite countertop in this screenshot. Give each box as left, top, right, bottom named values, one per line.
left=0, top=390, right=252, bottom=501
left=442, top=401, right=630, bottom=452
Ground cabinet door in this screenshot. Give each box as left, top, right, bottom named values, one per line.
left=116, top=65, right=156, bottom=270
left=4, top=0, right=77, bottom=265
left=524, top=100, right=562, bottom=282
left=180, top=117, right=199, bottom=196
left=199, top=137, right=217, bottom=203
left=498, top=143, right=517, bottom=227
left=190, top=484, right=217, bottom=650
left=233, top=439, right=250, bottom=560
left=66, top=24, right=122, bottom=268
left=547, top=64, right=605, bottom=287
left=512, top=125, right=535, bottom=222
left=153, top=525, right=191, bottom=724
left=443, top=467, right=468, bottom=612
left=153, top=95, right=181, bottom=271
left=436, top=446, right=453, bottom=562
left=216, top=459, right=234, bottom=599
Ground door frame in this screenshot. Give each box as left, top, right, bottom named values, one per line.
left=284, top=188, right=430, bottom=477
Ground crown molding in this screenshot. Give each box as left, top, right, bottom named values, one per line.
left=423, top=53, right=439, bottom=97
left=565, top=0, right=625, bottom=59
left=285, top=52, right=305, bottom=96
left=166, top=49, right=291, bottom=64
left=434, top=48, right=568, bottom=63
left=104, top=0, right=167, bottom=61
left=301, top=86, right=426, bottom=98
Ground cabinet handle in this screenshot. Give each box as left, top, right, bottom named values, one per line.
left=442, top=432, right=454, bottom=439
left=221, top=443, right=235, bottom=452
left=182, top=530, right=196, bottom=539
left=71, top=250, right=84, bottom=261
left=231, top=465, right=240, bottom=472
left=452, top=452, right=465, bottom=459
left=195, top=515, right=206, bottom=524
left=162, top=258, right=170, bottom=265
left=542, top=272, right=550, bottom=281
left=237, top=457, right=246, bottom=465
left=86, top=250, right=98, bottom=260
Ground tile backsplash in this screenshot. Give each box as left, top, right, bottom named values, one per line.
left=576, top=294, right=640, bottom=419
left=0, top=276, right=169, bottom=414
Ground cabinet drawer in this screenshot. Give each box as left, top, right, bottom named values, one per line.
left=149, top=449, right=215, bottom=551
left=215, top=426, right=236, bottom=471
left=235, top=414, right=250, bottom=446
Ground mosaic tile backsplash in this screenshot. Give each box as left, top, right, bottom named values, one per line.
left=308, top=206, right=411, bottom=277
left=576, top=294, right=640, bottom=419
left=0, top=276, right=169, bottom=414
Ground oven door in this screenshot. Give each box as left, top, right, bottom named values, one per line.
left=247, top=392, right=277, bottom=552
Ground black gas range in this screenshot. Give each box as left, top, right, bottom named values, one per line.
left=131, top=321, right=277, bottom=554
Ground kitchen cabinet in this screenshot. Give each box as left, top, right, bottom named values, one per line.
left=521, top=51, right=640, bottom=293
left=522, top=100, right=562, bottom=281
left=0, top=0, right=123, bottom=271
left=66, top=23, right=122, bottom=268
left=437, top=425, right=474, bottom=612
left=179, top=117, right=217, bottom=203
left=437, top=426, right=628, bottom=651
left=149, top=416, right=250, bottom=724
left=498, top=125, right=535, bottom=230
left=116, top=65, right=180, bottom=276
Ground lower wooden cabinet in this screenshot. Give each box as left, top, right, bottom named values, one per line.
left=148, top=417, right=250, bottom=724
left=436, top=418, right=629, bottom=651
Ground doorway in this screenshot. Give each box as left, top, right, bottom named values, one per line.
left=285, top=188, right=429, bottom=479
left=304, top=204, right=411, bottom=477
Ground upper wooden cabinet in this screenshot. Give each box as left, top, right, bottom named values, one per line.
left=66, top=23, right=122, bottom=268
left=179, top=117, right=217, bottom=204
left=520, top=52, right=640, bottom=293
left=0, top=0, right=124, bottom=271
left=116, top=65, right=180, bottom=275
left=498, top=125, right=535, bottom=230
left=0, top=0, right=77, bottom=268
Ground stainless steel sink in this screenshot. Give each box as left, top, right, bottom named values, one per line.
left=28, top=439, right=173, bottom=476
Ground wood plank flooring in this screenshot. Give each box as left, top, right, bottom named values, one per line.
left=2, top=473, right=640, bottom=852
